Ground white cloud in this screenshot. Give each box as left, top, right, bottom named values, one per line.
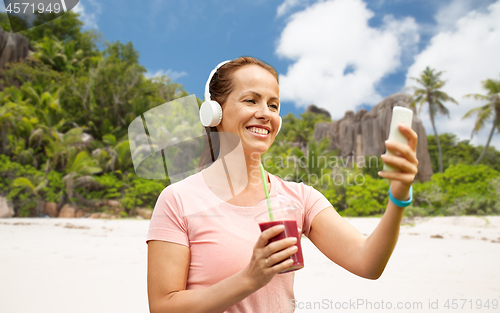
left=435, top=0, right=474, bottom=32
left=276, top=0, right=419, bottom=118
left=405, top=0, right=500, bottom=150
left=145, top=69, right=188, bottom=81
left=434, top=0, right=493, bottom=32
left=72, top=0, right=101, bottom=29
left=382, top=14, right=420, bottom=64
left=277, top=0, right=314, bottom=17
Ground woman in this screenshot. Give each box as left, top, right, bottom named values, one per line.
left=146, top=57, right=419, bottom=313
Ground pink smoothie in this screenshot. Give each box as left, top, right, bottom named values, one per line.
left=258, top=220, right=304, bottom=273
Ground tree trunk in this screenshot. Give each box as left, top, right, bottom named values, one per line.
left=475, top=115, right=498, bottom=165
left=74, top=192, right=96, bottom=207
left=427, top=90, right=443, bottom=173
left=1, top=124, right=9, bottom=155
left=428, top=114, right=443, bottom=173
left=56, top=194, right=65, bottom=216
left=36, top=198, right=44, bottom=217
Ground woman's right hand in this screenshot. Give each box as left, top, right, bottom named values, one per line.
left=242, top=225, right=299, bottom=290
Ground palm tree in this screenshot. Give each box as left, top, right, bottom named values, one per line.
left=13, top=176, right=48, bottom=217
left=32, top=36, right=67, bottom=72
left=408, top=67, right=458, bottom=173
left=91, top=134, right=133, bottom=174
left=44, top=127, right=88, bottom=172
left=62, top=149, right=102, bottom=206
left=462, top=77, right=500, bottom=165
left=23, top=85, right=67, bottom=164
left=286, top=119, right=311, bottom=151
left=32, top=36, right=85, bottom=73
left=62, top=40, right=85, bottom=73
left=288, top=137, right=334, bottom=186
left=0, top=87, right=34, bottom=156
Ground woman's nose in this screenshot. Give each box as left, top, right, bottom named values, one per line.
left=254, top=102, right=272, bottom=120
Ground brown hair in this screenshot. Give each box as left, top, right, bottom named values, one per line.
left=197, top=57, right=279, bottom=171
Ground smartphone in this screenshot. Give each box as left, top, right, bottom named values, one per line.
left=382, top=106, right=414, bottom=172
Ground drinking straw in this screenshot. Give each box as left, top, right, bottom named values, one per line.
left=259, top=164, right=274, bottom=221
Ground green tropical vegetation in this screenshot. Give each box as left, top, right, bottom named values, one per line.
left=427, top=133, right=500, bottom=173
left=0, top=12, right=499, bottom=218
left=263, top=115, right=500, bottom=217
left=0, top=11, right=180, bottom=217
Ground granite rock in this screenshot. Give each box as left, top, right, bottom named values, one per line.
left=43, top=202, right=58, bottom=218
left=0, top=29, right=35, bottom=91
left=136, top=208, right=153, bottom=219
left=58, top=204, right=76, bottom=218
left=305, top=104, right=331, bottom=118
left=0, top=196, right=15, bottom=218
left=313, top=93, right=433, bottom=182
left=0, top=29, right=34, bottom=70
left=106, top=200, right=121, bottom=207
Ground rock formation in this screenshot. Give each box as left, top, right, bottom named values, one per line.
left=314, top=93, right=433, bottom=182
left=305, top=104, right=331, bottom=118
left=43, top=202, right=58, bottom=217
left=0, top=28, right=35, bottom=90
left=136, top=208, right=153, bottom=219
left=0, top=196, right=15, bottom=218
left=58, top=204, right=76, bottom=218
left=0, top=28, right=34, bottom=69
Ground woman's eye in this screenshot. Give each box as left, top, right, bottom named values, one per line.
left=244, top=99, right=256, bottom=104
left=270, top=104, right=279, bottom=110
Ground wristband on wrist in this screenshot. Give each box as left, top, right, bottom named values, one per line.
left=388, top=185, right=413, bottom=207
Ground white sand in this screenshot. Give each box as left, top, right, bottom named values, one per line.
left=1, top=216, right=499, bottom=313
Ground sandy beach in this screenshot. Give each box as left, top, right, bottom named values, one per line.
left=1, top=216, right=499, bottom=313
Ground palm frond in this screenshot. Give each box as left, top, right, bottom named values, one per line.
left=13, top=177, right=35, bottom=191
left=435, top=91, right=458, bottom=104
left=483, top=79, right=500, bottom=94
left=471, top=107, right=493, bottom=136
left=464, top=93, right=488, bottom=101
left=435, top=101, right=450, bottom=117
left=462, top=104, right=489, bottom=120
left=33, top=179, right=48, bottom=196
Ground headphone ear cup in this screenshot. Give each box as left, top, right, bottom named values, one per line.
left=200, top=100, right=222, bottom=127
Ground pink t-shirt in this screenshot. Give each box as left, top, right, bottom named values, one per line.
left=146, top=169, right=332, bottom=313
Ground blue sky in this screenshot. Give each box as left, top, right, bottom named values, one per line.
left=3, top=0, right=500, bottom=149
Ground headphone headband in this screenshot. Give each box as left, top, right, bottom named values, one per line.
left=204, top=60, right=232, bottom=102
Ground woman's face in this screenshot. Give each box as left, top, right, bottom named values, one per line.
left=216, top=64, right=280, bottom=156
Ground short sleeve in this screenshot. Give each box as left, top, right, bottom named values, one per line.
left=302, top=185, right=332, bottom=238
left=146, top=186, right=189, bottom=247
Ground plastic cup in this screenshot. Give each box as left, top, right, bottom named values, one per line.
left=254, top=195, right=304, bottom=273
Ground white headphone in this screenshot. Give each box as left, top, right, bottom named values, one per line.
left=199, top=59, right=282, bottom=135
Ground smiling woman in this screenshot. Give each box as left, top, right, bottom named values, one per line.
left=198, top=57, right=281, bottom=169
left=146, top=56, right=420, bottom=313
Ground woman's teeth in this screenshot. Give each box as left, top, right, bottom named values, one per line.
left=247, top=127, right=269, bottom=135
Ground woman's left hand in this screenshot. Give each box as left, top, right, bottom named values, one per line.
left=378, top=124, right=419, bottom=201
